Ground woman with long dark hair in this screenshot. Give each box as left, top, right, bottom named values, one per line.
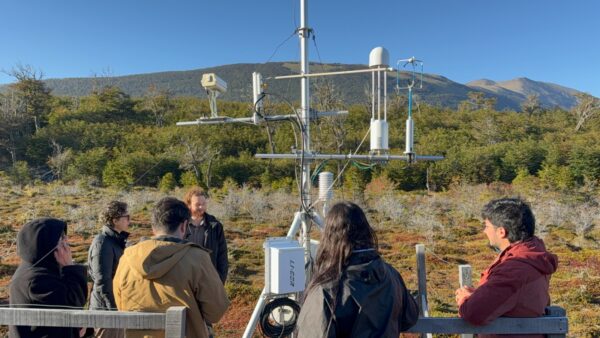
left=297, top=201, right=418, bottom=337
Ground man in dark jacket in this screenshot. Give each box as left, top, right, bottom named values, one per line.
left=9, top=217, right=88, bottom=338
left=183, top=187, right=228, bottom=283
left=455, top=197, right=559, bottom=338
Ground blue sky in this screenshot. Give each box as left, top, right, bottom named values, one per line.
left=1, top=0, right=599, bottom=97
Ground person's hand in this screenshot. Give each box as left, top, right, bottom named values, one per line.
left=454, top=286, right=475, bottom=306
left=53, top=237, right=73, bottom=268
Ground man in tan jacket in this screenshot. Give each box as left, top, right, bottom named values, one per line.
left=113, top=197, right=229, bottom=338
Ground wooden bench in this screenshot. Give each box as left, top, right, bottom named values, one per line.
left=0, top=306, right=187, bottom=338
left=406, top=306, right=568, bottom=337
left=0, top=304, right=568, bottom=337
left=412, top=244, right=568, bottom=337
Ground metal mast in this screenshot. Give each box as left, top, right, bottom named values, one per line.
left=299, top=0, right=312, bottom=281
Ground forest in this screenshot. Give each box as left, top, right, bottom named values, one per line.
left=1, top=66, right=600, bottom=195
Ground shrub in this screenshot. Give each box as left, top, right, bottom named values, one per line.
left=102, top=159, right=134, bottom=189
left=158, top=172, right=177, bottom=192
left=180, top=171, right=201, bottom=188
left=538, top=164, right=576, bottom=190
left=512, top=168, right=541, bottom=193
left=239, top=186, right=270, bottom=223
left=9, top=161, right=32, bottom=187
left=66, top=147, right=109, bottom=182
left=222, top=189, right=243, bottom=220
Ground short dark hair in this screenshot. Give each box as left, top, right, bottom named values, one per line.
left=481, top=197, right=535, bottom=242
left=152, top=197, right=190, bottom=234
left=102, top=201, right=128, bottom=227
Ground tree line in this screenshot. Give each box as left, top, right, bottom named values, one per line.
left=1, top=66, right=600, bottom=193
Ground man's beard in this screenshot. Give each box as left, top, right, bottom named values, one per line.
left=487, top=243, right=501, bottom=253
left=192, top=210, right=204, bottom=219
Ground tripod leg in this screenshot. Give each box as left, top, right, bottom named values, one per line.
left=243, top=287, right=269, bottom=338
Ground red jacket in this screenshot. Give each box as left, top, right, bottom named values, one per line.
left=459, top=237, right=558, bottom=338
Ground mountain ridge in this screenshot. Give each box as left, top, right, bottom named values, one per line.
left=1, top=62, right=583, bottom=110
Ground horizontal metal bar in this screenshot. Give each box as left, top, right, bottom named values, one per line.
left=176, top=110, right=348, bottom=126
left=176, top=117, right=255, bottom=125
left=255, top=153, right=443, bottom=162
left=262, top=110, right=348, bottom=121
left=405, top=317, right=568, bottom=334
left=269, top=67, right=394, bottom=80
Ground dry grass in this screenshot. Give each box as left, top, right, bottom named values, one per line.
left=0, top=182, right=598, bottom=337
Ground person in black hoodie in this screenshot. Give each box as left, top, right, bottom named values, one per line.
left=297, top=202, right=419, bottom=338
left=9, top=217, right=88, bottom=338
left=88, top=201, right=130, bottom=338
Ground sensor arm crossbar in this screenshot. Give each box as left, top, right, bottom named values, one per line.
left=175, top=110, right=348, bottom=126
left=268, top=67, right=394, bottom=80
left=255, top=153, right=444, bottom=162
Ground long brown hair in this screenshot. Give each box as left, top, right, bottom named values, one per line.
left=307, top=201, right=378, bottom=293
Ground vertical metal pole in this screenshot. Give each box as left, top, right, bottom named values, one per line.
left=242, top=288, right=269, bottom=338
left=371, top=71, right=375, bottom=119
left=299, top=0, right=312, bottom=284
left=384, top=69, right=387, bottom=120
left=377, top=70, right=381, bottom=119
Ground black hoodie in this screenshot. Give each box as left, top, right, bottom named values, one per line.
left=9, top=217, right=88, bottom=338
left=298, top=251, right=419, bottom=337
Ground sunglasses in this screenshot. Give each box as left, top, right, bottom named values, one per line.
left=119, top=215, right=131, bottom=221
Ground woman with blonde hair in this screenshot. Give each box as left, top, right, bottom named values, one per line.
left=297, top=201, right=418, bottom=337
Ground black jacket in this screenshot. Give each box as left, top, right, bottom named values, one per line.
left=9, top=218, right=88, bottom=338
left=88, top=225, right=129, bottom=310
left=185, top=213, right=228, bottom=283
left=297, top=251, right=419, bottom=338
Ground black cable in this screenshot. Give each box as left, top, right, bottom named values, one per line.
left=262, top=91, right=310, bottom=213
left=259, top=297, right=301, bottom=338
left=128, top=156, right=164, bottom=188
left=254, top=92, right=267, bottom=118
left=311, top=30, right=328, bottom=75
left=265, top=31, right=297, bottom=64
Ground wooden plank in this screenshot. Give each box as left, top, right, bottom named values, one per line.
left=458, top=265, right=474, bottom=338
left=545, top=306, right=568, bottom=338
left=0, top=308, right=165, bottom=329
left=415, top=244, right=428, bottom=317
left=458, top=264, right=472, bottom=288
left=415, top=244, right=432, bottom=338
left=164, top=306, right=186, bottom=338
left=405, top=316, right=568, bottom=334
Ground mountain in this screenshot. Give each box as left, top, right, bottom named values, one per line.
left=1, top=63, right=582, bottom=110
left=466, top=77, right=580, bottom=109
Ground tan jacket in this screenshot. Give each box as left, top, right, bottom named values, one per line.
left=113, top=237, right=230, bottom=338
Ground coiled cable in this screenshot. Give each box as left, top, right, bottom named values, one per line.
left=259, top=297, right=301, bottom=337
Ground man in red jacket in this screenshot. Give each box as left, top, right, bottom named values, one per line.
left=455, top=197, right=558, bottom=338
